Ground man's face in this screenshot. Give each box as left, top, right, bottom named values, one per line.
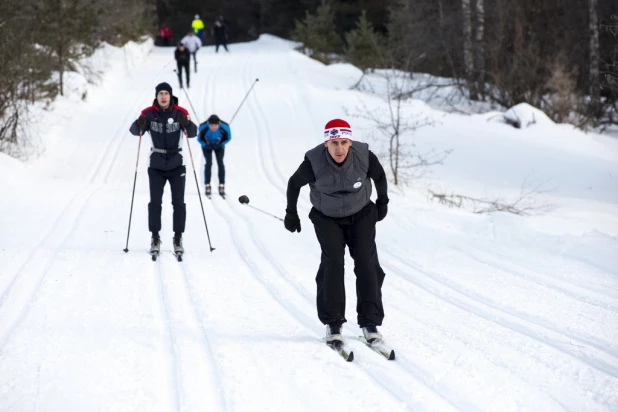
left=209, top=123, right=220, bottom=132
left=157, top=90, right=170, bottom=108
left=325, top=139, right=351, bottom=163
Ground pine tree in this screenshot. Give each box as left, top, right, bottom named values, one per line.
left=345, top=10, right=384, bottom=71
left=34, top=0, right=102, bottom=96
left=294, top=1, right=342, bottom=63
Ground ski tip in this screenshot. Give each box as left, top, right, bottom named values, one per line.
left=347, top=351, right=354, bottom=362
left=388, top=350, right=395, bottom=360
left=176, top=254, right=183, bottom=262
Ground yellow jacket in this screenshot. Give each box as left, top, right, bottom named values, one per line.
left=192, top=19, right=204, bottom=31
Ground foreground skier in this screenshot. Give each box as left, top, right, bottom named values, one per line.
left=129, top=82, right=198, bottom=260
left=284, top=119, right=390, bottom=350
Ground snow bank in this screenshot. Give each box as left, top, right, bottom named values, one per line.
left=500, top=102, right=555, bottom=128
left=0, top=153, right=30, bottom=191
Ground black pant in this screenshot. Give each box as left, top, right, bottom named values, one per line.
left=148, top=166, right=186, bottom=234
left=309, top=202, right=386, bottom=328
left=202, top=146, right=225, bottom=185
left=215, top=38, right=228, bottom=52
left=176, top=62, right=190, bottom=87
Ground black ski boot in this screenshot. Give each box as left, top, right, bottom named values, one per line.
left=150, top=236, right=161, bottom=260
left=173, top=235, right=184, bottom=261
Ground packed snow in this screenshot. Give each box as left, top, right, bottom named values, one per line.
left=0, top=34, right=617, bottom=411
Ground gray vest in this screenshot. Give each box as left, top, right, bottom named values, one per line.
left=305, top=142, right=372, bottom=218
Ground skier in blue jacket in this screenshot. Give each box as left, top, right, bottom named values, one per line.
left=197, top=114, right=231, bottom=197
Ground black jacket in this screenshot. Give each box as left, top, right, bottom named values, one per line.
left=213, top=19, right=228, bottom=40
left=175, top=48, right=190, bottom=64
left=129, top=96, right=198, bottom=171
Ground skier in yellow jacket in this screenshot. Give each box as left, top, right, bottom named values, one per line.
left=191, top=14, right=204, bottom=41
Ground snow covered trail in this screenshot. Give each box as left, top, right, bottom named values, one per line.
left=1, top=36, right=617, bottom=411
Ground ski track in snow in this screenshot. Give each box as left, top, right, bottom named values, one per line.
left=153, top=257, right=181, bottom=412
left=0, top=184, right=98, bottom=351
left=450, top=246, right=618, bottom=312
left=209, top=196, right=457, bottom=411
left=379, top=251, right=618, bottom=388
left=1, top=38, right=617, bottom=411
left=384, top=251, right=618, bottom=372
left=0, top=59, right=178, bottom=354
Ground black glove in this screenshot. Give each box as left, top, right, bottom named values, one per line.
left=137, top=115, right=147, bottom=128
left=376, top=198, right=389, bottom=222
left=179, top=114, right=190, bottom=127
left=284, top=211, right=301, bottom=233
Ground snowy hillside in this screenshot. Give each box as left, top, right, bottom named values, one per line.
left=0, top=35, right=617, bottom=411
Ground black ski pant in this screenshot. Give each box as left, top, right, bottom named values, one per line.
left=202, top=146, right=225, bottom=185
left=309, top=202, right=386, bottom=328
left=215, top=38, right=228, bottom=52
left=177, top=62, right=190, bottom=87
left=148, top=166, right=186, bottom=235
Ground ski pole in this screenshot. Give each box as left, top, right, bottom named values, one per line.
left=184, top=127, right=215, bottom=252
left=238, top=195, right=284, bottom=222
left=229, top=78, right=259, bottom=124
left=123, top=130, right=143, bottom=252
left=173, top=68, right=182, bottom=87
left=175, top=70, right=200, bottom=119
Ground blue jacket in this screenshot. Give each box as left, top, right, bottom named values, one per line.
left=197, top=120, right=231, bottom=148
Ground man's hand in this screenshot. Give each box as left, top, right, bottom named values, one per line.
left=284, top=211, right=301, bottom=233
left=179, top=114, right=190, bottom=127
left=376, top=198, right=389, bottom=221
left=137, top=115, right=147, bottom=128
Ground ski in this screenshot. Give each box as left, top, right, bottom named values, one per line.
left=326, top=341, right=354, bottom=362
left=150, top=251, right=159, bottom=261
left=175, top=252, right=183, bottom=262
left=358, top=337, right=395, bottom=360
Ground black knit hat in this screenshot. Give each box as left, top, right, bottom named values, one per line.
left=207, top=114, right=220, bottom=124
left=155, top=82, right=173, bottom=97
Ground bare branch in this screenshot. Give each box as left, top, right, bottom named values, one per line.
left=428, top=178, right=557, bottom=216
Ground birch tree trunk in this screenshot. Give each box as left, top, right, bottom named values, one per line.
left=474, top=0, right=485, bottom=99
left=588, top=0, right=600, bottom=104
left=461, top=0, right=474, bottom=99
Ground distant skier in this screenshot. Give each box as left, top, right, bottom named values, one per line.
left=285, top=119, right=389, bottom=344
left=129, top=82, right=198, bottom=257
left=197, top=114, right=231, bottom=198
left=158, top=22, right=173, bottom=47
left=180, top=31, right=202, bottom=73
left=192, top=14, right=205, bottom=41
left=212, top=15, right=229, bottom=53
left=175, top=43, right=190, bottom=88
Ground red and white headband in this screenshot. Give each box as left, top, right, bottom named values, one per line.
left=323, top=127, right=352, bottom=141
